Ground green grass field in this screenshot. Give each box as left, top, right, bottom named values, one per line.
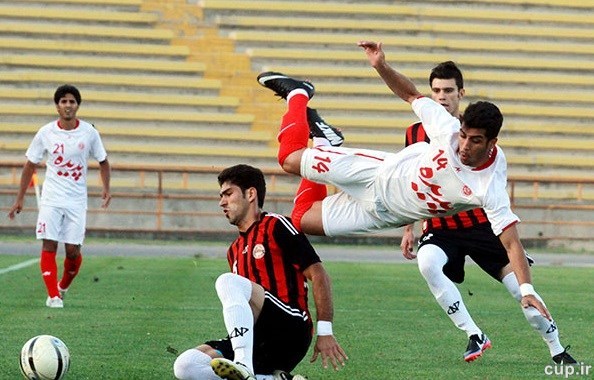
left=0, top=253, right=592, bottom=379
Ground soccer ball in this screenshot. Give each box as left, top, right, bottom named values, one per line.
left=20, top=335, right=70, bottom=380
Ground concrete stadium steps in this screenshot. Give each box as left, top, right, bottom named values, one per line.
left=0, top=70, right=222, bottom=94
left=200, top=0, right=594, bottom=26
left=0, top=20, right=175, bottom=42
left=15, top=0, right=142, bottom=6
left=216, top=15, right=594, bottom=41
left=0, top=53, right=204, bottom=74
left=227, top=30, right=594, bottom=58
left=0, top=1, right=269, bottom=169
left=0, top=36, right=189, bottom=58
left=246, top=47, right=594, bottom=72
left=0, top=86, right=240, bottom=110
left=199, top=0, right=594, bottom=176
left=0, top=3, right=157, bottom=24
left=250, top=65, right=594, bottom=88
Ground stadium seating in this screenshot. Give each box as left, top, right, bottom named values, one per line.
left=1, top=0, right=593, bottom=184
left=200, top=0, right=594, bottom=176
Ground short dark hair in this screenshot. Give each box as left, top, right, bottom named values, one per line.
left=218, top=164, right=266, bottom=208
left=461, top=101, right=503, bottom=140
left=429, top=61, right=464, bottom=90
left=54, top=84, right=81, bottom=105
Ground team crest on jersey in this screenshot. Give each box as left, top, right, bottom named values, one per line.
left=252, top=244, right=265, bottom=259
left=78, top=142, right=85, bottom=150
left=462, top=185, right=472, bottom=196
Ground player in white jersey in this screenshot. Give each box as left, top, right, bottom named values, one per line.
left=8, top=85, right=111, bottom=308
left=257, top=41, right=550, bottom=320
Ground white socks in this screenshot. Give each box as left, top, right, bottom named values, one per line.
left=215, top=273, right=255, bottom=373
left=501, top=272, right=565, bottom=356
left=417, top=245, right=482, bottom=337
left=173, top=349, right=220, bottom=380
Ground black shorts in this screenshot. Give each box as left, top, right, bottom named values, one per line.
left=205, top=291, right=313, bottom=374
left=418, top=224, right=511, bottom=284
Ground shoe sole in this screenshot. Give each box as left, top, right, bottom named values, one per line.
left=464, top=340, right=492, bottom=362
left=257, top=72, right=314, bottom=98
left=257, top=72, right=288, bottom=86
left=211, top=359, right=253, bottom=380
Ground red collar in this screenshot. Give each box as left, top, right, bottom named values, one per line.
left=472, top=146, right=498, bottom=171
left=57, top=119, right=80, bottom=130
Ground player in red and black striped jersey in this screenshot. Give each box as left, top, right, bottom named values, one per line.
left=174, top=165, right=347, bottom=380
left=401, top=61, right=575, bottom=364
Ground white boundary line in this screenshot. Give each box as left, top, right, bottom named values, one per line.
left=0, top=258, right=39, bottom=275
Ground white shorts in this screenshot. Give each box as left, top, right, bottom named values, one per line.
left=36, top=204, right=86, bottom=245
left=300, top=146, right=400, bottom=236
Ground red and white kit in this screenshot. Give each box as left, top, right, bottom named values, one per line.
left=26, top=119, right=107, bottom=243
left=300, top=97, right=519, bottom=237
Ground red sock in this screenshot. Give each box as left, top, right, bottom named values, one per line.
left=59, top=254, right=82, bottom=290
left=291, top=179, right=327, bottom=231
left=40, top=250, right=59, bottom=298
left=277, top=93, right=310, bottom=166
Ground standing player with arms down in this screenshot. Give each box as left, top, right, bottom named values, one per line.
left=173, top=165, right=347, bottom=380
left=8, top=84, right=111, bottom=308
left=401, top=61, right=576, bottom=364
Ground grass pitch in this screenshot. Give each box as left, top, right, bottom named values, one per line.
left=0, top=253, right=592, bottom=379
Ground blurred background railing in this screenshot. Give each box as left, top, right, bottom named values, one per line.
left=1, top=162, right=592, bottom=249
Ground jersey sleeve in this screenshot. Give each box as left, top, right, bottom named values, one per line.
left=89, top=127, right=108, bottom=162
left=272, top=217, right=322, bottom=271
left=25, top=129, right=46, bottom=164
left=411, top=97, right=460, bottom=143
left=482, top=161, right=521, bottom=236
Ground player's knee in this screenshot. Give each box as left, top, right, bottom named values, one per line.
left=417, top=246, right=448, bottom=280
left=173, top=348, right=217, bottom=380
left=215, top=272, right=237, bottom=292
left=215, top=273, right=252, bottom=302
left=278, top=150, right=302, bottom=175
left=173, top=350, right=199, bottom=379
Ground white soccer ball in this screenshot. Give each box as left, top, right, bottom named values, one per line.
left=20, top=335, right=70, bottom=380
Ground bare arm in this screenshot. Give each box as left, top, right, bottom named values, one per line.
left=400, top=223, right=417, bottom=259
left=499, top=225, right=551, bottom=319
left=99, top=159, right=111, bottom=208
left=8, top=161, right=37, bottom=219
left=358, top=41, right=421, bottom=104
left=303, top=262, right=348, bottom=370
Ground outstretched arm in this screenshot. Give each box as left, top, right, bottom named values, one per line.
left=303, top=262, right=348, bottom=371
left=358, top=41, right=421, bottom=104
left=499, top=225, right=551, bottom=320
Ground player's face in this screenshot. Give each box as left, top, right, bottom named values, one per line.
left=430, top=78, right=464, bottom=117
left=56, top=94, right=79, bottom=121
left=218, top=182, right=251, bottom=227
left=458, top=126, right=497, bottom=167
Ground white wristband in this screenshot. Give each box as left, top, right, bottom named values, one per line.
left=317, top=321, right=333, bottom=336
left=520, top=283, right=535, bottom=297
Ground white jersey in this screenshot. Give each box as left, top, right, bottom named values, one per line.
left=26, top=119, right=107, bottom=209
left=301, top=97, right=519, bottom=236
left=376, top=97, right=518, bottom=235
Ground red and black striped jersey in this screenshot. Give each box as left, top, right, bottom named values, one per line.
left=405, top=121, right=490, bottom=231
left=226, top=212, right=321, bottom=314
